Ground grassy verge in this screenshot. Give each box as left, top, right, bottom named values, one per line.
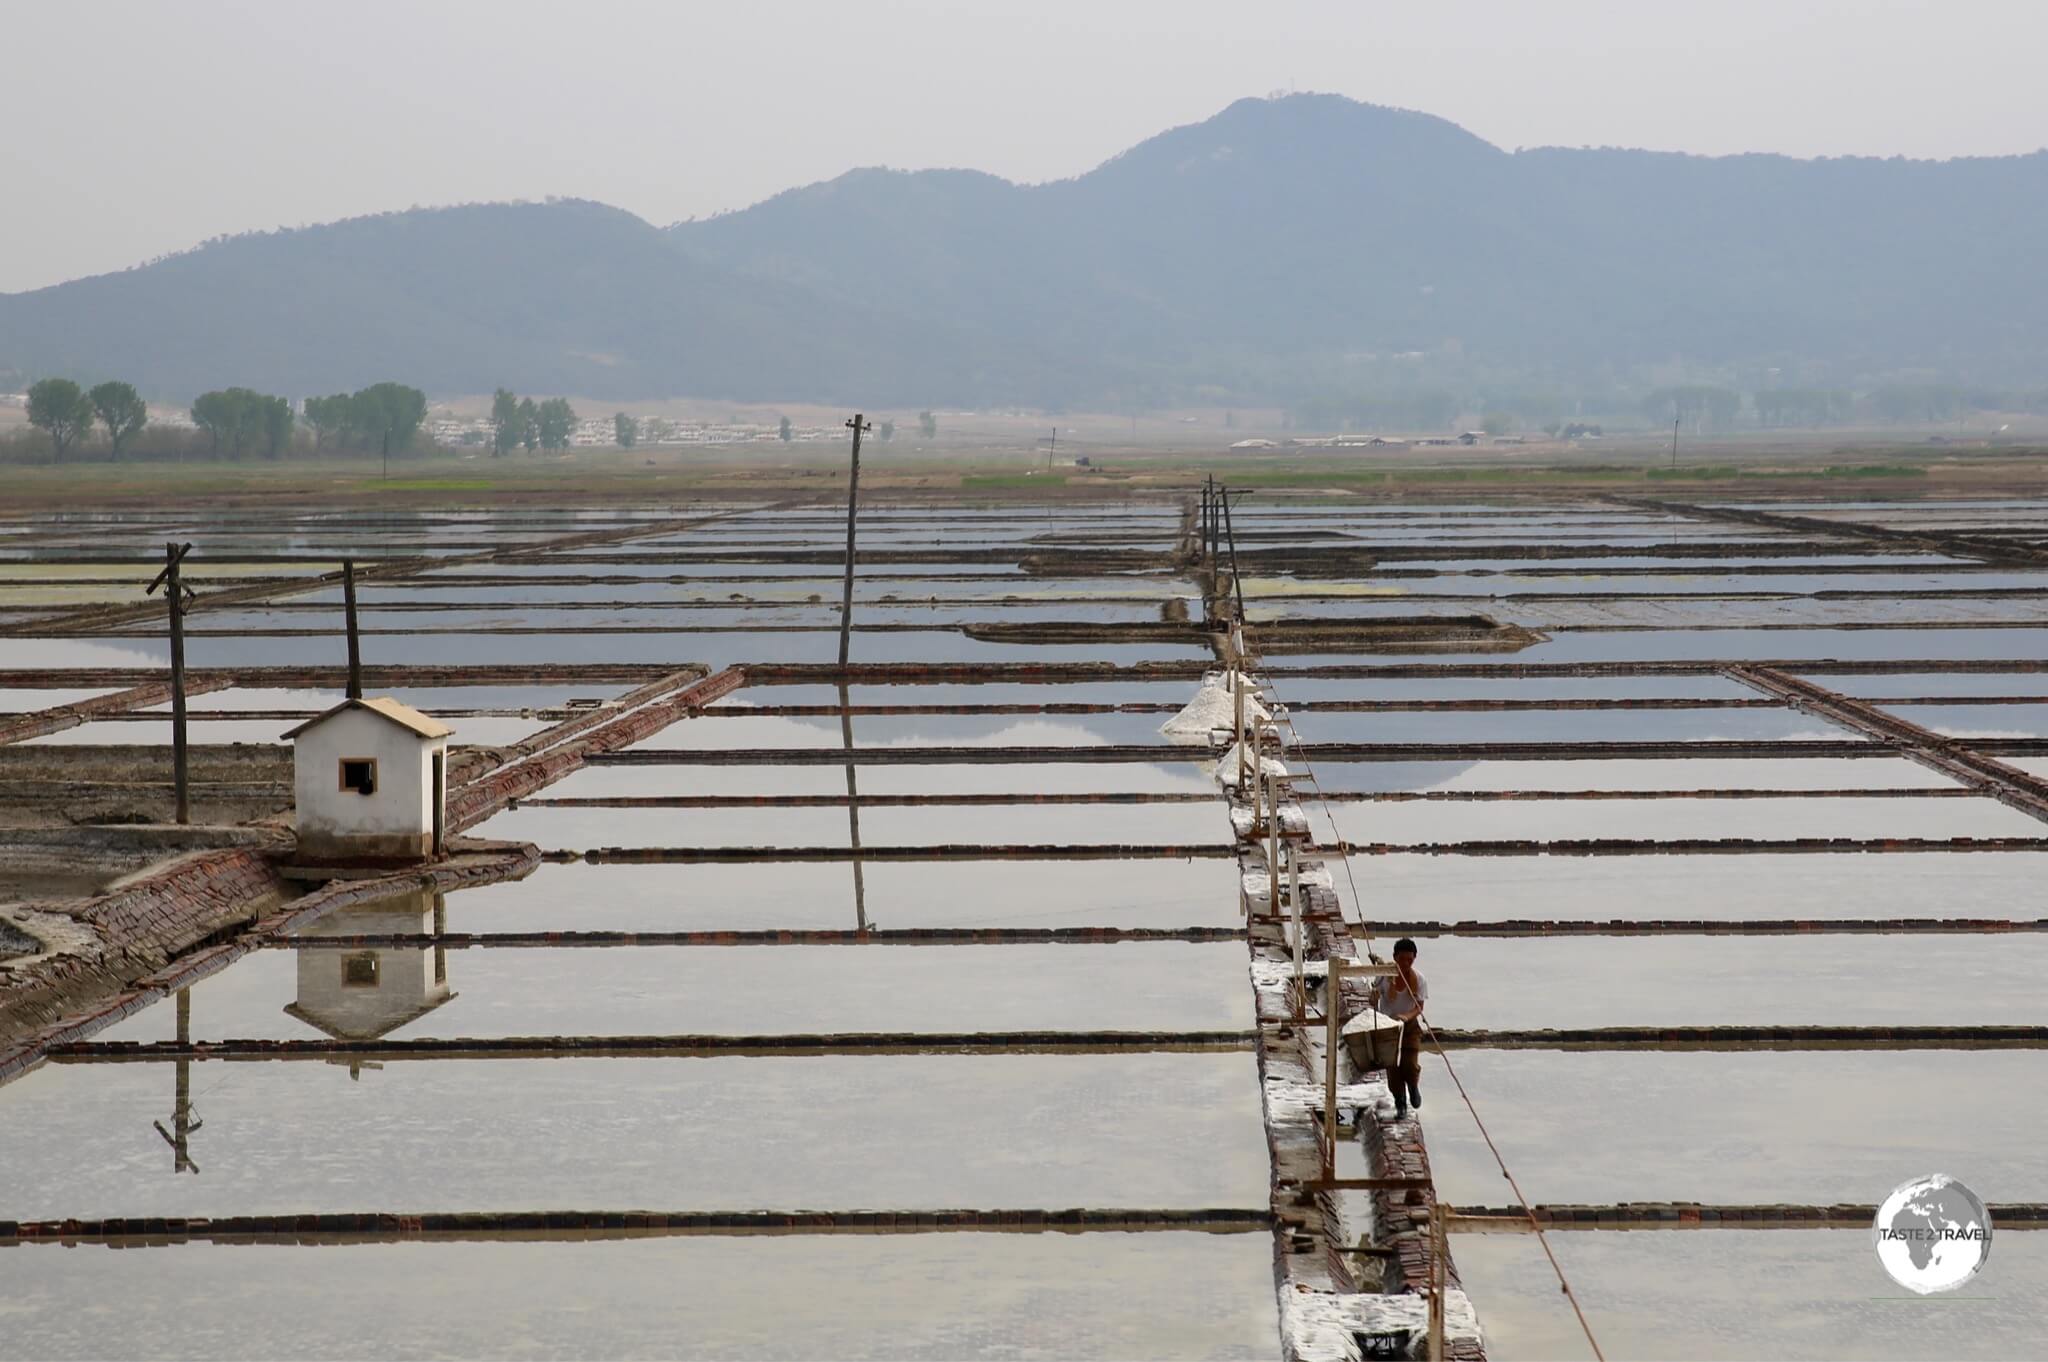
left=0, top=448, right=1991, bottom=506
left=1645, top=462, right=1926, bottom=481
left=960, top=474, right=1069, bottom=489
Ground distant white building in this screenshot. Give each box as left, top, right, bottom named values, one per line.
left=283, top=697, right=452, bottom=864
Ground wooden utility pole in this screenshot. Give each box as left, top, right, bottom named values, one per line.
left=342, top=559, right=364, bottom=700
left=837, top=413, right=871, bottom=669
left=837, top=414, right=873, bottom=930
left=1219, top=484, right=1247, bottom=623
left=1670, top=416, right=1680, bottom=473
left=146, top=542, right=195, bottom=824
left=1196, top=475, right=1212, bottom=565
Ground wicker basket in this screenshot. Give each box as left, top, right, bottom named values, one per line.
left=1341, top=1010, right=1404, bottom=1071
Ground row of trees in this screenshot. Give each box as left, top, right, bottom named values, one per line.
left=191, top=388, right=296, bottom=458
left=26, top=378, right=954, bottom=462
left=304, top=383, right=429, bottom=457
left=25, top=378, right=148, bottom=460
left=22, top=376, right=427, bottom=461
left=490, top=388, right=577, bottom=455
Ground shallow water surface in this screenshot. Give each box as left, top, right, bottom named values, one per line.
left=1458, top=1230, right=2045, bottom=1361
left=11, top=493, right=2048, bottom=1359
left=0, top=1233, right=1279, bottom=1361
left=0, top=1051, right=1267, bottom=1219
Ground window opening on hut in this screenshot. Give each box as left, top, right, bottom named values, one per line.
left=339, top=758, right=378, bottom=796
left=341, top=953, right=380, bottom=988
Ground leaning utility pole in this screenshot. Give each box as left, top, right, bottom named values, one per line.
left=146, top=541, right=196, bottom=825
left=837, top=414, right=874, bottom=931
left=1219, top=484, right=1247, bottom=623
left=342, top=559, right=364, bottom=700
left=837, top=413, right=871, bottom=668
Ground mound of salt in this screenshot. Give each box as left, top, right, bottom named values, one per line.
left=1213, top=740, right=1289, bottom=787
left=1161, top=671, right=1268, bottom=742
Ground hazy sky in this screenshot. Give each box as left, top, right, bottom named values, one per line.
left=3, top=0, right=2043, bottom=293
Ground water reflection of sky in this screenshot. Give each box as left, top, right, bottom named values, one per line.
left=1459, top=1230, right=2045, bottom=1361
left=99, top=940, right=1251, bottom=1044
left=12, top=495, right=2048, bottom=1358
left=442, top=857, right=1242, bottom=933
left=1426, top=1050, right=2044, bottom=1208
left=1344, top=851, right=2048, bottom=921
left=1, top=1234, right=1279, bottom=1361
left=0, top=1051, right=1267, bottom=1218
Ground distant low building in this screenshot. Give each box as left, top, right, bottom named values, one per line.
left=1229, top=438, right=1279, bottom=450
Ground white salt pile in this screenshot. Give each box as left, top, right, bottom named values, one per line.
left=1161, top=670, right=1268, bottom=743
left=1214, top=740, right=1288, bottom=787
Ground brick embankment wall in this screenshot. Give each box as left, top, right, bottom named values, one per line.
left=0, top=678, right=232, bottom=747
left=0, top=743, right=292, bottom=787
left=0, top=622, right=721, bottom=1082
left=0, top=848, right=281, bottom=1047
left=444, top=667, right=709, bottom=788
left=0, top=743, right=294, bottom=829
left=1223, top=660, right=1489, bottom=1360
left=0, top=840, right=539, bottom=1084
left=448, top=667, right=746, bottom=833
left=0, top=1206, right=1268, bottom=1245
left=1362, top=1106, right=1464, bottom=1297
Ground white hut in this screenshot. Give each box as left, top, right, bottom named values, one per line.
left=282, top=697, right=452, bottom=864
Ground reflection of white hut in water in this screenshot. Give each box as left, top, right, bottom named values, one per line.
left=285, top=890, right=453, bottom=1043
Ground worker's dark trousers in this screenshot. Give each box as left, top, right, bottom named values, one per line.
left=1393, top=1019, right=1423, bottom=1108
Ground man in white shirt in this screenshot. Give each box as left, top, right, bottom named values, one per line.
left=1372, top=937, right=1428, bottom=1118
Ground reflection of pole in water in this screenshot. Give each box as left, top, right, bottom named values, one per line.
left=152, top=987, right=202, bottom=1174
left=433, top=891, right=448, bottom=986
left=840, top=683, right=868, bottom=932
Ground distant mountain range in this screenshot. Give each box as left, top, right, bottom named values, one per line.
left=3, top=94, right=2043, bottom=410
